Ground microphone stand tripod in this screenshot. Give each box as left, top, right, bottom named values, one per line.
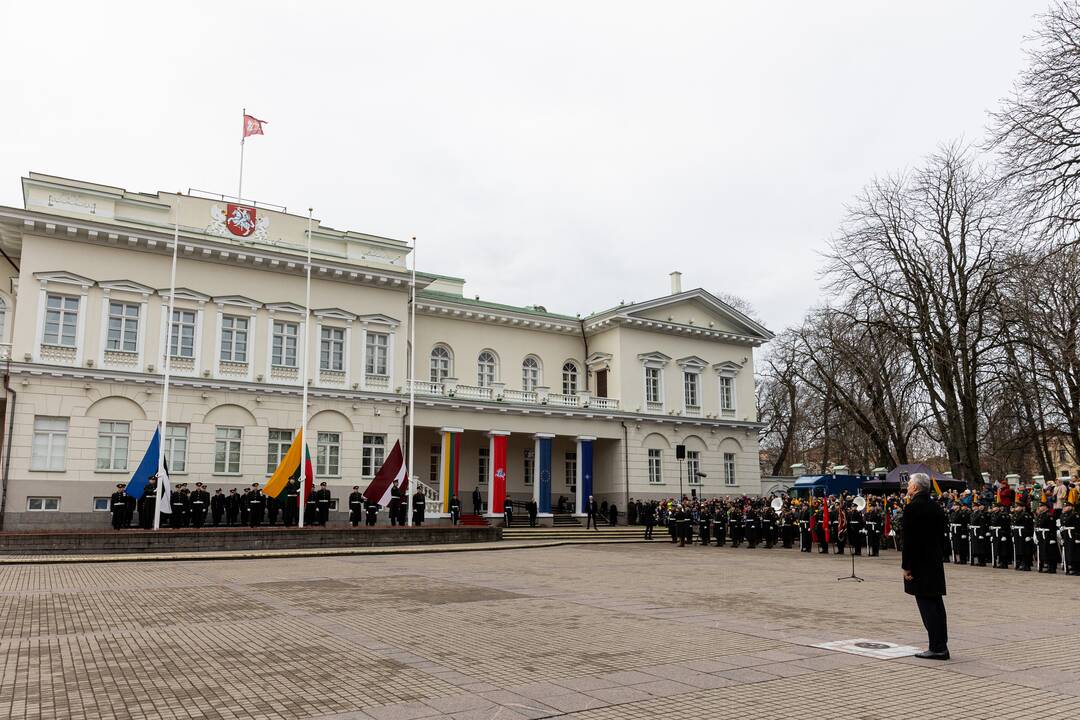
left=838, top=508, right=864, bottom=582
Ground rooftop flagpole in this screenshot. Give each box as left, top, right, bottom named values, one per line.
left=155, top=192, right=182, bottom=530
left=298, top=208, right=313, bottom=528
left=238, top=107, right=246, bottom=199
left=407, top=237, right=416, bottom=526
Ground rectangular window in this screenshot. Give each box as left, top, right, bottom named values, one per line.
left=362, top=434, right=385, bottom=478
left=720, top=377, right=735, bottom=412
left=523, top=448, right=534, bottom=486
left=478, top=447, right=490, bottom=486
left=92, top=497, right=110, bottom=512
left=565, top=452, right=577, bottom=489
left=165, top=424, right=188, bottom=473
left=317, top=432, right=341, bottom=477
left=724, top=452, right=737, bottom=486
left=266, top=429, right=293, bottom=473
left=214, top=426, right=243, bottom=474
left=220, top=315, right=249, bottom=362
left=684, top=372, right=700, bottom=409
left=365, top=332, right=388, bottom=375
left=106, top=301, right=140, bottom=353
left=31, top=417, right=68, bottom=471
left=645, top=367, right=661, bottom=404
left=429, top=444, right=441, bottom=486
left=43, top=294, right=79, bottom=346
left=96, top=420, right=130, bottom=471
left=26, top=497, right=60, bottom=511
left=686, top=450, right=701, bottom=484
left=320, top=327, right=345, bottom=371
left=272, top=321, right=298, bottom=367
left=1059, top=448, right=1067, bottom=463
left=169, top=309, right=196, bottom=359
left=648, top=449, right=663, bottom=484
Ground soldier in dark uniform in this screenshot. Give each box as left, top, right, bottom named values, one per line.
left=745, top=504, right=761, bottom=549
left=110, top=484, right=128, bottom=530
left=798, top=503, right=812, bottom=552
left=675, top=504, right=691, bottom=547
left=1034, top=504, right=1059, bottom=573
left=831, top=500, right=846, bottom=555
left=396, top=488, right=408, bottom=526
left=170, top=486, right=187, bottom=529
left=189, top=483, right=210, bottom=528
left=365, top=497, right=380, bottom=526
left=503, top=497, right=513, bottom=527
left=315, top=482, right=332, bottom=526
left=760, top=505, right=775, bottom=549
left=210, top=488, right=226, bottom=527
left=413, top=488, right=427, bottom=526
left=814, top=500, right=829, bottom=554
left=239, top=487, right=250, bottom=526
left=266, top=492, right=280, bottom=526
left=138, top=478, right=158, bottom=529
left=348, top=486, right=364, bottom=527
left=728, top=505, right=742, bottom=547
left=848, top=503, right=865, bottom=556
left=304, top=488, right=318, bottom=526
left=969, top=500, right=989, bottom=566
left=780, top=507, right=796, bottom=549
left=698, top=506, right=711, bottom=546
left=713, top=503, right=727, bottom=546
left=527, top=498, right=538, bottom=527
left=448, top=494, right=461, bottom=525
left=1061, top=502, right=1078, bottom=575
left=124, top=489, right=137, bottom=528
left=388, top=485, right=401, bottom=527
left=865, top=502, right=882, bottom=557
left=666, top=505, right=678, bottom=543
left=1011, top=504, right=1034, bottom=571
left=989, top=504, right=1011, bottom=568
left=225, top=488, right=240, bottom=527
left=642, top=501, right=655, bottom=539
left=282, top=479, right=300, bottom=527
left=248, top=484, right=265, bottom=527
left=950, top=504, right=970, bottom=564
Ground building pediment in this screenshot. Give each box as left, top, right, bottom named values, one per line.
left=356, top=313, right=401, bottom=328
left=212, top=295, right=263, bottom=309
left=585, top=289, right=773, bottom=346
left=677, top=355, right=708, bottom=370
left=99, top=279, right=155, bottom=295
left=158, top=287, right=210, bottom=303
left=713, top=360, right=743, bottom=377
left=637, top=351, right=671, bottom=366
left=33, top=270, right=95, bottom=288
left=266, top=302, right=306, bottom=315
left=313, top=307, right=357, bottom=321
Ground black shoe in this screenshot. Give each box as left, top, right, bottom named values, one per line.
left=914, top=650, right=950, bottom=660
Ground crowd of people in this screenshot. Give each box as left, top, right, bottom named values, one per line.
left=623, top=475, right=1080, bottom=576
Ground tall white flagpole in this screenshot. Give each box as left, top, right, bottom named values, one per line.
left=155, top=192, right=182, bottom=530
left=407, top=237, right=416, bottom=527
left=298, top=209, right=313, bottom=528
left=238, top=107, right=246, bottom=199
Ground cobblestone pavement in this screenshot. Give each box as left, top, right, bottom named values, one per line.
left=2, top=541, right=1079, bottom=719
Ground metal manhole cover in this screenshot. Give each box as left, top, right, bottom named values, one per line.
left=854, top=642, right=891, bottom=650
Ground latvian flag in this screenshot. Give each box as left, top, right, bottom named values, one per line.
left=363, top=440, right=409, bottom=506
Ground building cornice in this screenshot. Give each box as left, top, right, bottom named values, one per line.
left=414, top=297, right=581, bottom=336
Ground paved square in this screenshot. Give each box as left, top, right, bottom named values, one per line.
left=2, top=541, right=1079, bottom=719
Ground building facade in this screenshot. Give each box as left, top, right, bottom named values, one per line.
left=0, top=173, right=772, bottom=529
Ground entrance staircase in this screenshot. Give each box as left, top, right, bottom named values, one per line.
left=459, top=513, right=489, bottom=527
left=502, top=524, right=652, bottom=542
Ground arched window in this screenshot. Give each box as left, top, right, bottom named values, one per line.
left=562, top=361, right=579, bottom=396
left=430, top=345, right=452, bottom=383
left=522, top=356, right=541, bottom=392
left=477, top=350, right=497, bottom=387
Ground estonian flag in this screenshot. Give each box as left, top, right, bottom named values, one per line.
left=125, top=428, right=172, bottom=513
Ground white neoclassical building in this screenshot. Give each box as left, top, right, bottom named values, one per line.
left=0, top=173, right=772, bottom=529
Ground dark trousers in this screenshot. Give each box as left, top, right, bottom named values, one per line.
left=915, top=595, right=949, bottom=653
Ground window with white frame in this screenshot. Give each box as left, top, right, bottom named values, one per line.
left=31, top=417, right=68, bottom=471
left=724, top=452, right=737, bottom=485
left=362, top=434, right=385, bottom=477
left=317, top=432, right=341, bottom=477
left=169, top=309, right=196, bottom=359
left=26, top=497, right=60, bottom=511
left=562, top=361, right=578, bottom=396
left=522, top=356, right=540, bottom=392
left=320, top=326, right=346, bottom=371
left=430, top=345, right=452, bottom=383
left=720, top=376, right=736, bottom=414
left=214, top=427, right=243, bottom=474
left=106, top=302, right=140, bottom=353
left=165, top=424, right=188, bottom=473
left=478, top=447, right=490, bottom=485
left=43, top=294, right=79, bottom=346
left=477, top=351, right=497, bottom=387
left=272, top=321, right=298, bottom=367
left=266, top=429, right=293, bottom=473
left=93, top=497, right=110, bottom=512
left=648, top=449, right=663, bottom=484
left=687, top=450, right=701, bottom=484
left=684, top=372, right=700, bottom=410
left=429, top=444, right=441, bottom=486
left=645, top=367, right=662, bottom=405
left=365, top=332, right=389, bottom=376
left=565, top=452, right=577, bottom=491
left=96, top=420, right=130, bottom=471
left=220, top=315, right=249, bottom=363
left=524, top=448, right=534, bottom=486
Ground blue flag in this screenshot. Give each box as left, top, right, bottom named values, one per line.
left=126, top=428, right=161, bottom=500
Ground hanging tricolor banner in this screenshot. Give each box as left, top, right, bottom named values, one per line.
left=440, top=429, right=462, bottom=513
left=364, top=440, right=408, bottom=507
left=243, top=113, right=267, bottom=138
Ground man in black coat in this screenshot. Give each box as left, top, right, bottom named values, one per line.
left=471, top=486, right=483, bottom=515
left=902, top=473, right=949, bottom=660
left=348, top=486, right=364, bottom=527
left=210, top=489, right=226, bottom=527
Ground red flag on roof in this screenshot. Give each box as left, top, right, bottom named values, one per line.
left=243, top=114, right=267, bottom=138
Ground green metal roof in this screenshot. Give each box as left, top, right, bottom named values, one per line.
left=416, top=289, right=579, bottom=321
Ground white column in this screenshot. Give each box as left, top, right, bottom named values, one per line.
left=575, top=436, right=584, bottom=515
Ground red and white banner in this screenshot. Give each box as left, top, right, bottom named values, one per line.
left=491, top=433, right=508, bottom=510
left=242, top=114, right=267, bottom=138
left=363, top=440, right=408, bottom=507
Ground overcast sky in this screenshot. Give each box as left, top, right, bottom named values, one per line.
left=0, top=0, right=1050, bottom=333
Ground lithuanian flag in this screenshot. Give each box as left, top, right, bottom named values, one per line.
left=263, top=430, right=313, bottom=499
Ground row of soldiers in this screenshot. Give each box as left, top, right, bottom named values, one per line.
left=941, top=499, right=1079, bottom=574
left=108, top=478, right=334, bottom=529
